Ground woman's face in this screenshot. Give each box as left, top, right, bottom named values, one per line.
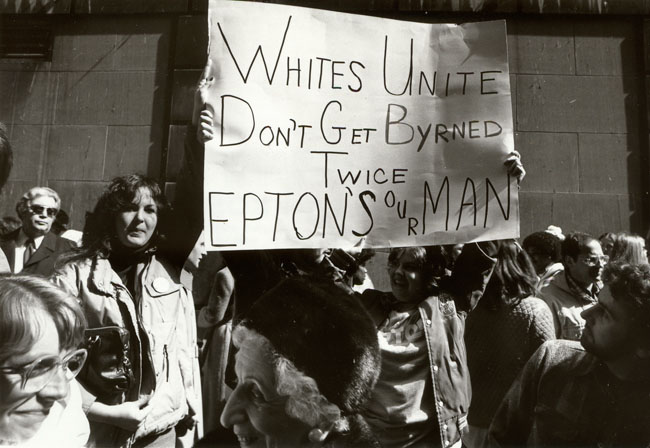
left=114, top=187, right=158, bottom=249
left=220, top=340, right=310, bottom=448
left=388, top=250, right=427, bottom=303
left=0, top=317, right=68, bottom=443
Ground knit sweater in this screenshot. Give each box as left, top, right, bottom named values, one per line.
left=464, top=296, right=555, bottom=428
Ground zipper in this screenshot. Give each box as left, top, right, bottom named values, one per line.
left=163, top=344, right=169, bottom=382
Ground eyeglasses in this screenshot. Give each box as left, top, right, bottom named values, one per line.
left=581, top=255, right=609, bottom=267
left=28, top=205, right=58, bottom=218
left=0, top=348, right=87, bottom=393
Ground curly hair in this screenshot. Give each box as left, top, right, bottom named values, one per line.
left=482, top=239, right=538, bottom=309
left=78, top=174, right=169, bottom=259
left=0, top=275, right=86, bottom=365
left=602, top=262, right=650, bottom=343
left=522, top=231, right=561, bottom=263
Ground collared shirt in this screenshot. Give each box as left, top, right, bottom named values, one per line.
left=539, top=272, right=598, bottom=340
left=13, top=230, right=45, bottom=273
left=489, top=340, right=650, bottom=447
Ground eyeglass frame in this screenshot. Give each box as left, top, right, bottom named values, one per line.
left=579, top=254, right=609, bottom=267
left=27, top=204, right=59, bottom=218
left=0, top=348, right=88, bottom=392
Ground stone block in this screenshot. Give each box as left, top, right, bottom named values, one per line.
left=104, top=126, right=159, bottom=180
left=0, top=180, right=36, bottom=219
left=46, top=125, right=107, bottom=181
left=578, top=133, right=638, bottom=195
left=509, top=19, right=575, bottom=75
left=175, top=16, right=209, bottom=68
left=55, top=71, right=159, bottom=125
left=52, top=17, right=171, bottom=72
left=518, top=191, right=553, bottom=239
left=73, top=0, right=188, bottom=13
left=516, top=74, right=639, bottom=134
left=515, top=131, right=579, bottom=193
left=0, top=72, right=16, bottom=122
left=47, top=180, right=108, bottom=231
left=13, top=71, right=57, bottom=125
left=575, top=20, right=639, bottom=76
left=551, top=193, right=623, bottom=237
left=10, top=125, right=46, bottom=182
left=171, top=69, right=202, bottom=122
left=166, top=125, right=188, bottom=181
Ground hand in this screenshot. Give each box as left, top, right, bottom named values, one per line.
left=504, top=151, right=525, bottom=184
left=198, top=109, right=215, bottom=144
left=109, top=395, right=153, bottom=432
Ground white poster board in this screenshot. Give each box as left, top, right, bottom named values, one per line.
left=204, top=0, right=518, bottom=250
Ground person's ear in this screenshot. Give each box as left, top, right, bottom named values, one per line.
left=308, top=428, right=330, bottom=444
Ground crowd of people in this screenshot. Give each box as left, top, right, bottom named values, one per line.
left=0, top=70, right=649, bottom=448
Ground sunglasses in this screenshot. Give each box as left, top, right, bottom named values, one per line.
left=28, top=205, right=58, bottom=218
left=0, top=348, right=87, bottom=393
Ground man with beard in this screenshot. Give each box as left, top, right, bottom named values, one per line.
left=539, top=231, right=607, bottom=340
left=488, top=261, right=650, bottom=446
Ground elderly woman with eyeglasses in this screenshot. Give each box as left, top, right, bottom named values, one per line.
left=0, top=275, right=88, bottom=447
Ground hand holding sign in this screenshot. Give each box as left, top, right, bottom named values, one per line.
left=204, top=0, right=519, bottom=251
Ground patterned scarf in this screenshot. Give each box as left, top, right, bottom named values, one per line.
left=565, top=270, right=601, bottom=304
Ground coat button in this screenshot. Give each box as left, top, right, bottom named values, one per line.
left=426, top=319, right=432, bottom=326
left=152, top=277, right=170, bottom=293
left=433, top=365, right=439, bottom=372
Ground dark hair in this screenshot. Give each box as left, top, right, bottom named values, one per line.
left=482, top=239, right=538, bottom=309
left=0, top=123, right=13, bottom=191
left=603, top=262, right=650, bottom=344
left=77, top=174, right=169, bottom=259
left=388, top=245, right=447, bottom=296
left=561, top=231, right=597, bottom=261
left=0, top=275, right=86, bottom=364
left=522, top=231, right=561, bottom=262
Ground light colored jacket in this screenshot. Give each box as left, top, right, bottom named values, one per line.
left=539, top=272, right=596, bottom=341
left=53, top=254, right=201, bottom=447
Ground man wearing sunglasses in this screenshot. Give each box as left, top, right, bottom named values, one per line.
left=0, top=186, right=74, bottom=276
left=540, top=231, right=607, bottom=341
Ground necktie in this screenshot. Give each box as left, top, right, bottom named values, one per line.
left=23, top=239, right=34, bottom=266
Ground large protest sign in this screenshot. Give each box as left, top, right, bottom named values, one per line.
left=204, top=0, right=517, bottom=250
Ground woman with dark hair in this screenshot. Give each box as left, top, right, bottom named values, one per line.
left=464, top=239, right=555, bottom=448
left=0, top=275, right=88, bottom=447
left=53, top=174, right=200, bottom=448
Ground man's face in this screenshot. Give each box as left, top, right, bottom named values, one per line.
left=21, top=196, right=58, bottom=238
left=580, top=285, right=637, bottom=361
left=565, top=239, right=606, bottom=287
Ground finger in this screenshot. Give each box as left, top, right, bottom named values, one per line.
left=200, top=109, right=214, bottom=120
